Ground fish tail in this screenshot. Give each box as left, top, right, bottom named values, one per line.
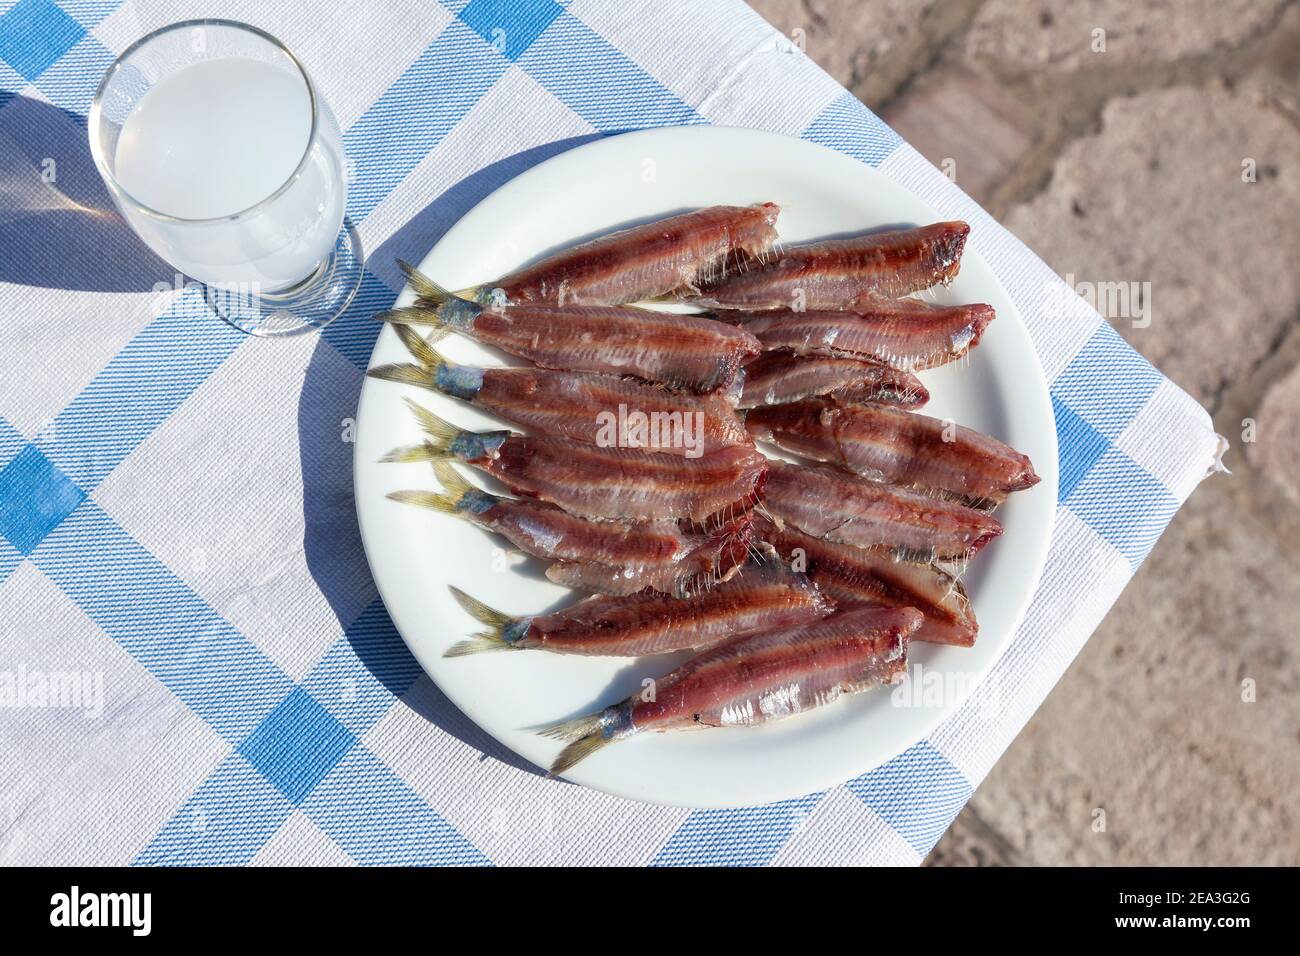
left=366, top=360, right=441, bottom=391
left=449, top=585, right=512, bottom=630
left=386, top=488, right=458, bottom=511
left=548, top=733, right=615, bottom=776
left=445, top=586, right=518, bottom=657
left=444, top=635, right=514, bottom=657
left=535, top=709, right=618, bottom=775
left=368, top=332, right=476, bottom=392
left=382, top=320, right=448, bottom=369
left=380, top=305, right=453, bottom=336
left=388, top=461, right=490, bottom=515
left=379, top=441, right=449, bottom=463
left=377, top=400, right=461, bottom=462
left=537, top=699, right=636, bottom=775
left=398, top=260, right=458, bottom=307
left=378, top=304, right=443, bottom=326
left=431, top=459, right=473, bottom=502
left=403, top=397, right=460, bottom=446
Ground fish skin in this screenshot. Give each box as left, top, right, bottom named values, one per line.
left=732, top=297, right=995, bottom=371
left=736, top=351, right=929, bottom=409
left=546, top=544, right=750, bottom=598
left=450, top=553, right=834, bottom=657
left=478, top=204, right=781, bottom=306
left=481, top=434, right=768, bottom=524
left=389, top=462, right=752, bottom=598
left=543, top=511, right=753, bottom=597
left=757, top=513, right=976, bottom=647
left=679, top=220, right=970, bottom=310
left=453, top=304, right=761, bottom=394
left=760, top=459, right=1002, bottom=563
left=543, top=605, right=919, bottom=773
left=387, top=402, right=769, bottom=525
left=473, top=366, right=754, bottom=456
left=746, top=398, right=1039, bottom=508
left=382, top=267, right=762, bottom=394
left=369, top=356, right=751, bottom=457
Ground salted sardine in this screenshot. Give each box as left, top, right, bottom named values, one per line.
left=733, top=297, right=994, bottom=370
left=383, top=263, right=761, bottom=394
left=386, top=402, right=767, bottom=525
left=746, top=399, right=1039, bottom=508
left=737, top=351, right=928, bottom=409
left=369, top=347, right=750, bottom=458
left=679, top=220, right=970, bottom=310
left=542, top=605, right=919, bottom=773
left=758, top=514, right=976, bottom=646
left=761, top=460, right=1002, bottom=563
left=459, top=203, right=780, bottom=306
left=389, top=461, right=752, bottom=597
left=444, top=551, right=833, bottom=657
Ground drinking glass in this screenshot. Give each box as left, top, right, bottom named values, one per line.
left=88, top=19, right=364, bottom=335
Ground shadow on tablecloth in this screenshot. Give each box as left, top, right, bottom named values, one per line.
left=0, top=92, right=172, bottom=293
left=297, top=134, right=605, bottom=784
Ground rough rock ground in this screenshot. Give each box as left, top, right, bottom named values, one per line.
left=747, top=0, right=1300, bottom=865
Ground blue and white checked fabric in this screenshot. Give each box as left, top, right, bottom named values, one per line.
left=0, top=0, right=1220, bottom=866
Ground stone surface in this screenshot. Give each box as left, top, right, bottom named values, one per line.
left=1249, top=361, right=1300, bottom=504
left=925, top=804, right=1023, bottom=866
left=1001, top=83, right=1300, bottom=407
left=746, top=0, right=940, bottom=103
left=882, top=65, right=1038, bottom=205
left=946, top=466, right=1300, bottom=865
left=752, top=0, right=1300, bottom=867
left=966, top=0, right=1287, bottom=70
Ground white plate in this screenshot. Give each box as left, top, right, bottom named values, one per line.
left=354, top=126, right=1058, bottom=808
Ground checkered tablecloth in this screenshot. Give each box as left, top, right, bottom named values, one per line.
left=0, top=0, right=1221, bottom=866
